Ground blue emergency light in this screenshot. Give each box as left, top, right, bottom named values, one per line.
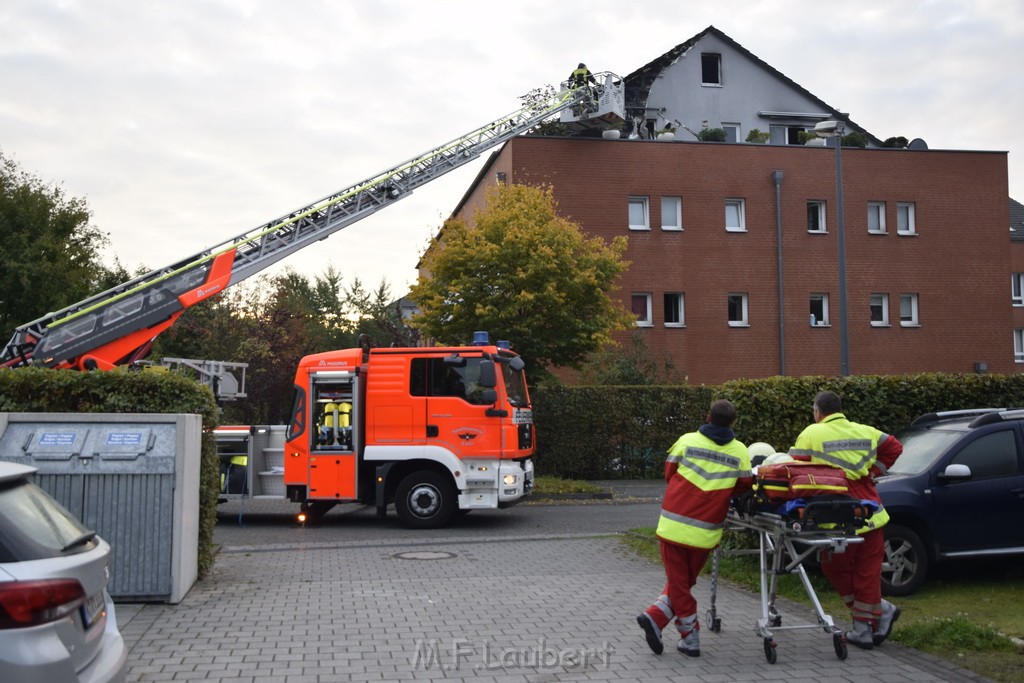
left=472, top=331, right=490, bottom=346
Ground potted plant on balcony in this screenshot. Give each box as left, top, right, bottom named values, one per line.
left=602, top=120, right=625, bottom=139
left=745, top=128, right=771, bottom=144
left=656, top=123, right=677, bottom=141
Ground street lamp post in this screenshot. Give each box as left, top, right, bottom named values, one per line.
left=815, top=120, right=850, bottom=376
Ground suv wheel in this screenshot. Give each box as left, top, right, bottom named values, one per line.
left=882, top=524, right=928, bottom=596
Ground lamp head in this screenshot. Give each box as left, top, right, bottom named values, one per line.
left=814, top=120, right=846, bottom=138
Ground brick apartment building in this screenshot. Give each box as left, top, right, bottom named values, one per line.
left=453, top=136, right=1011, bottom=385
left=433, top=26, right=1018, bottom=385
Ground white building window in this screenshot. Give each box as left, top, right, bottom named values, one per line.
left=900, top=293, right=920, bottom=326
left=661, top=197, right=682, bottom=231
left=807, top=201, right=827, bottom=233
left=870, top=293, right=890, bottom=326
left=1015, top=330, right=1024, bottom=363
left=728, top=293, right=748, bottom=327
left=628, top=196, right=650, bottom=231
left=897, top=202, right=916, bottom=235
left=1013, top=273, right=1024, bottom=306
left=722, top=123, right=739, bottom=143
left=664, top=292, right=685, bottom=327
left=725, top=199, right=746, bottom=232
left=631, top=293, right=653, bottom=327
left=868, top=202, right=887, bottom=234
left=810, top=294, right=830, bottom=326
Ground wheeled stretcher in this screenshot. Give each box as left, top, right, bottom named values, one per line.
left=706, top=496, right=871, bottom=664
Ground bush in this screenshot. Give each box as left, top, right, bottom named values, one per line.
left=0, top=367, right=221, bottom=574
left=532, top=373, right=1024, bottom=479
left=697, top=127, right=727, bottom=142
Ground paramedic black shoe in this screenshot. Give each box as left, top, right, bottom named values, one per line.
left=637, top=613, right=663, bottom=654
left=675, top=615, right=700, bottom=657
left=846, top=619, right=874, bottom=650
left=873, top=600, right=901, bottom=646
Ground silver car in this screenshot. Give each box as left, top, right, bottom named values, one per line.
left=0, top=461, right=127, bottom=682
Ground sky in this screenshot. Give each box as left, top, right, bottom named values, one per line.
left=2, top=0, right=1022, bottom=300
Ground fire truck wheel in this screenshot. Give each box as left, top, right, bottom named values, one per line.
left=395, top=471, right=456, bottom=529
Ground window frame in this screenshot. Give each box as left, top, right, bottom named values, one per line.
left=896, top=202, right=916, bottom=236
left=628, top=196, right=650, bottom=231
left=870, top=293, right=890, bottom=327
left=722, top=123, right=740, bottom=143
left=725, top=198, right=746, bottom=233
left=807, top=200, right=827, bottom=234
left=661, top=196, right=683, bottom=231
left=664, top=292, right=685, bottom=328
left=809, top=293, right=830, bottom=326
left=1011, top=274, right=1024, bottom=307
left=727, top=292, right=749, bottom=327
left=899, top=293, right=920, bottom=327
left=631, top=292, right=653, bottom=327
left=1015, top=329, right=1024, bottom=363
left=868, top=201, right=887, bottom=234
left=701, top=53, right=722, bottom=85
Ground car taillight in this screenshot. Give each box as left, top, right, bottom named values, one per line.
left=0, top=579, right=87, bottom=629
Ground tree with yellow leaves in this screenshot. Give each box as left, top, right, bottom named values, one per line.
left=410, top=183, right=633, bottom=383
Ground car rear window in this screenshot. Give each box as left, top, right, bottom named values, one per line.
left=0, top=479, right=97, bottom=562
left=887, top=428, right=964, bottom=475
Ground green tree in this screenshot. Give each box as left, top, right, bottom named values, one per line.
left=409, top=183, right=633, bottom=382
left=0, top=150, right=121, bottom=344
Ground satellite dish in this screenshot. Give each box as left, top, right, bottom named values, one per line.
left=908, top=138, right=928, bottom=150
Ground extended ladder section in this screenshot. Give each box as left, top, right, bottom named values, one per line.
left=2, top=74, right=624, bottom=371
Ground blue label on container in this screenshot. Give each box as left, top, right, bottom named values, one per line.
left=38, top=433, right=77, bottom=446
left=106, top=432, right=143, bottom=446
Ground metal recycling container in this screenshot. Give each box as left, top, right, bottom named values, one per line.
left=0, top=413, right=201, bottom=603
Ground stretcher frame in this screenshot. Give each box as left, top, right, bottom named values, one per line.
left=706, top=504, right=865, bottom=664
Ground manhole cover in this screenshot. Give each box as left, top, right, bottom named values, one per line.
left=392, top=551, right=457, bottom=561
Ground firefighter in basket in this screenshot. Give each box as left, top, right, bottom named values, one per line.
left=637, top=399, right=752, bottom=657
left=789, top=390, right=903, bottom=649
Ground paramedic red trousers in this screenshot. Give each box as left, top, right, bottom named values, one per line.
left=820, top=527, right=885, bottom=624
left=645, top=541, right=711, bottom=628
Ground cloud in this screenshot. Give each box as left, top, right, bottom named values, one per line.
left=1, top=0, right=1021, bottom=296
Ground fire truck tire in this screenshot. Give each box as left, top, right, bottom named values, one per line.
left=395, top=471, right=456, bottom=529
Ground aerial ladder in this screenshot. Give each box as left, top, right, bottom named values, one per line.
left=1, top=72, right=624, bottom=372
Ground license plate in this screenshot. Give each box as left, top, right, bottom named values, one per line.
left=81, top=592, right=106, bottom=629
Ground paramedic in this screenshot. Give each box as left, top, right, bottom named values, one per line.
left=789, top=390, right=903, bottom=649
left=637, top=399, right=752, bottom=657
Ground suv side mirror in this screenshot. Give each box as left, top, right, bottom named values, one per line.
left=937, top=463, right=972, bottom=481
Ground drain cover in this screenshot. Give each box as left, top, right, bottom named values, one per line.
left=392, top=550, right=457, bottom=560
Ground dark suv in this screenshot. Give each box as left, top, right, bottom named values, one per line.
left=876, top=408, right=1024, bottom=595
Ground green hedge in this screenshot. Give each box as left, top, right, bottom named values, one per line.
left=533, top=373, right=1024, bottom=479
left=0, top=367, right=221, bottom=575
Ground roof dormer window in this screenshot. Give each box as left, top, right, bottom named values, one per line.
left=701, top=53, right=721, bottom=85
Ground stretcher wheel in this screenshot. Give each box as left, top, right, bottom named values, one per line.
left=763, top=638, right=777, bottom=664
left=710, top=617, right=722, bottom=633
left=833, top=634, right=847, bottom=660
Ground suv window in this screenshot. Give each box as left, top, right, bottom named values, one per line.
left=0, top=479, right=96, bottom=562
left=888, top=428, right=963, bottom=475
left=950, top=430, right=1019, bottom=479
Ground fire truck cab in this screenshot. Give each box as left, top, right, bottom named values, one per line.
left=284, top=334, right=535, bottom=528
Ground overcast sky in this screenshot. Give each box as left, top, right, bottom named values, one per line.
left=2, top=0, right=1022, bottom=299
